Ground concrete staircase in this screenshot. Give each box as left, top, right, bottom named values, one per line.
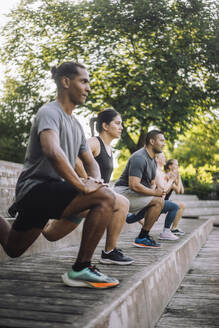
left=171, top=193, right=219, bottom=225
left=0, top=217, right=213, bottom=328
left=0, top=160, right=219, bottom=327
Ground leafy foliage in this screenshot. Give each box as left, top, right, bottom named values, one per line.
left=0, top=0, right=218, bottom=162
left=172, top=114, right=219, bottom=168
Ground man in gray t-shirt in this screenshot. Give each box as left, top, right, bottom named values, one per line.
left=114, top=130, right=166, bottom=248
left=115, top=147, right=157, bottom=189
left=16, top=100, right=88, bottom=203
left=0, top=62, right=119, bottom=289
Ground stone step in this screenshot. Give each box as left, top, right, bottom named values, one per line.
left=0, top=160, right=22, bottom=217
left=170, top=194, right=199, bottom=201
left=0, top=217, right=213, bottom=328
left=183, top=207, right=219, bottom=217
left=199, top=215, right=219, bottom=226
left=181, top=200, right=219, bottom=208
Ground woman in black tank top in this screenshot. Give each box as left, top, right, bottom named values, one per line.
left=75, top=109, right=134, bottom=265
left=88, top=109, right=122, bottom=183
left=94, top=137, right=114, bottom=183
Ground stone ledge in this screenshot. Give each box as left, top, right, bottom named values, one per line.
left=83, top=218, right=213, bottom=328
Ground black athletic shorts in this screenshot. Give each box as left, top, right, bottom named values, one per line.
left=12, top=180, right=79, bottom=231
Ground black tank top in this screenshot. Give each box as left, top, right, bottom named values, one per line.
left=94, top=136, right=113, bottom=183
left=165, top=189, right=173, bottom=200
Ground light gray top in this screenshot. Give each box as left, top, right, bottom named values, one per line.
left=15, top=100, right=88, bottom=202
left=115, top=147, right=157, bottom=188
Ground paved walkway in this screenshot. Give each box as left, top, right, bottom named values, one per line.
left=156, top=227, right=219, bottom=328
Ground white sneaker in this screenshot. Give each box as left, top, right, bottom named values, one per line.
left=159, top=230, right=179, bottom=241
left=171, top=228, right=185, bottom=236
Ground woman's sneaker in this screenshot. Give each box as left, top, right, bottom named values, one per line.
left=100, top=248, right=134, bottom=265
left=159, top=230, right=179, bottom=241
left=134, top=235, right=161, bottom=248
left=62, top=265, right=119, bottom=289
left=171, top=228, right=185, bottom=236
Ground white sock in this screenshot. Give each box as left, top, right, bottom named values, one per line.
left=164, top=228, right=170, bottom=233
left=104, top=249, right=114, bottom=254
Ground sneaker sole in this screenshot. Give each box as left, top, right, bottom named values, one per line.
left=99, top=258, right=134, bottom=265
left=158, top=237, right=178, bottom=241
left=61, top=273, right=119, bottom=289
left=126, top=218, right=142, bottom=224
left=133, top=242, right=160, bottom=248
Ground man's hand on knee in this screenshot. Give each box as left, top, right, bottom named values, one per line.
left=83, top=178, right=107, bottom=194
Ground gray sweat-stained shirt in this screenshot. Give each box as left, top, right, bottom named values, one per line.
left=15, top=100, right=88, bottom=202
left=115, top=147, right=157, bottom=188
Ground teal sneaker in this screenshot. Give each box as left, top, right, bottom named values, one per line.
left=61, top=265, right=119, bottom=289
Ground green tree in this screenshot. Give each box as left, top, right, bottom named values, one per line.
left=0, top=0, right=218, bottom=162
left=168, top=114, right=219, bottom=199
left=172, top=114, right=219, bottom=168
left=85, top=0, right=218, bottom=152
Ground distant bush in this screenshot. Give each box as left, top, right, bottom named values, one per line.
left=180, top=164, right=218, bottom=200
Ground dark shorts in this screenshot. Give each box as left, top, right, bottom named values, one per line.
left=12, top=180, right=79, bottom=231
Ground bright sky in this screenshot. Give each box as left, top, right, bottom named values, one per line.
left=0, top=0, right=20, bottom=90
left=0, top=0, right=94, bottom=139
left=0, top=0, right=20, bottom=26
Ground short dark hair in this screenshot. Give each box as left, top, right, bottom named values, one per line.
left=90, top=109, right=120, bottom=136
left=145, top=129, right=163, bottom=145
left=51, top=61, right=86, bottom=87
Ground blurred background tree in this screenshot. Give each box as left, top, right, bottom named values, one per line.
left=170, top=113, right=219, bottom=199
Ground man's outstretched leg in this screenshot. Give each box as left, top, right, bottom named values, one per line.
left=42, top=216, right=84, bottom=242
left=0, top=216, right=42, bottom=258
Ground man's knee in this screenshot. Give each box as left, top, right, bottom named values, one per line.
left=153, top=197, right=164, bottom=208
left=116, top=194, right=129, bottom=211
left=97, top=187, right=115, bottom=208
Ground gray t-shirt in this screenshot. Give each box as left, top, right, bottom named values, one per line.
left=16, top=100, right=88, bottom=202
left=115, top=147, right=157, bottom=188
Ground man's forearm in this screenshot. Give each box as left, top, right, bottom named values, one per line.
left=85, top=161, right=101, bottom=180
left=49, top=148, right=86, bottom=192
left=130, top=183, right=157, bottom=196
